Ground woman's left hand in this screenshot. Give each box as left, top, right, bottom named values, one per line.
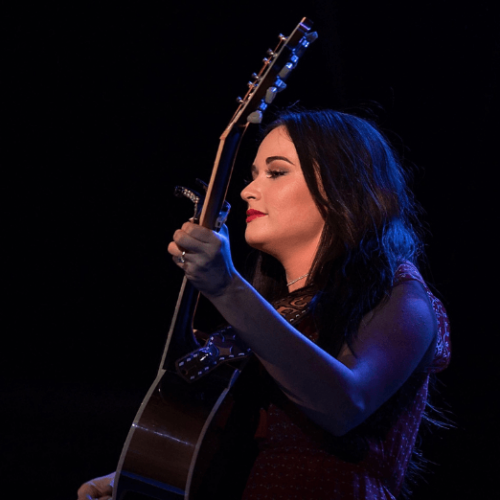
left=167, top=222, right=238, bottom=298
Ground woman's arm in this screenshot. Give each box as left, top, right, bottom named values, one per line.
left=209, top=273, right=436, bottom=436
left=168, top=223, right=436, bottom=436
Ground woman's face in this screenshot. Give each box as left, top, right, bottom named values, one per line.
left=240, top=126, right=325, bottom=260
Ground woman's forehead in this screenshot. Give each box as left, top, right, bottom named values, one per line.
left=255, top=126, right=298, bottom=162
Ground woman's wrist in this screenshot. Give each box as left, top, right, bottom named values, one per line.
left=202, top=269, right=245, bottom=301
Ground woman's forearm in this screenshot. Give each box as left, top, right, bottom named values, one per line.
left=205, top=273, right=364, bottom=435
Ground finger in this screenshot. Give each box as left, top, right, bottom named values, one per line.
left=176, top=251, right=187, bottom=265
left=169, top=242, right=190, bottom=266
left=173, top=230, right=205, bottom=253
left=77, top=484, right=96, bottom=500
left=167, top=240, right=183, bottom=256
left=181, top=222, right=216, bottom=243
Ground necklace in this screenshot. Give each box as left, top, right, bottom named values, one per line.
left=286, top=273, right=310, bottom=287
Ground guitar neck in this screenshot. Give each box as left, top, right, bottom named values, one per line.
left=200, top=124, right=248, bottom=229
left=161, top=124, right=248, bottom=372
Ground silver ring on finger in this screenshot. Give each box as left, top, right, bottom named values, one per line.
left=178, top=250, right=186, bottom=264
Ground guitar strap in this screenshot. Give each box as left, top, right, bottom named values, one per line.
left=175, top=291, right=315, bottom=382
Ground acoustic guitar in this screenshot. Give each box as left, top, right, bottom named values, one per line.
left=113, top=18, right=317, bottom=500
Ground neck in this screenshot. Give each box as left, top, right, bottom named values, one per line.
left=279, top=238, right=320, bottom=293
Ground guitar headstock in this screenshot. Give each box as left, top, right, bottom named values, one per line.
left=197, top=18, right=317, bottom=231
left=225, top=17, right=317, bottom=133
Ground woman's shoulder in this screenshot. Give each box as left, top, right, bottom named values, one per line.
left=393, top=261, right=451, bottom=373
left=393, top=261, right=425, bottom=287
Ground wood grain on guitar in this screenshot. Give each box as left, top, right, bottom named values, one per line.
left=112, top=17, right=317, bottom=500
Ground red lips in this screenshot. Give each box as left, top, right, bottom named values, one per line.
left=246, top=209, right=266, bottom=223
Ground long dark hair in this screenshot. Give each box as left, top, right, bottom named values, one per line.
left=251, top=108, right=424, bottom=356
left=249, top=110, right=442, bottom=498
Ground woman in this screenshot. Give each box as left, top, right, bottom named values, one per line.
left=77, top=109, right=450, bottom=499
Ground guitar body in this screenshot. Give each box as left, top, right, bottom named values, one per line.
left=114, top=361, right=260, bottom=500
left=112, top=17, right=317, bottom=500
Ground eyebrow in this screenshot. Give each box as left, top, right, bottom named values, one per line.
left=265, top=155, right=294, bottom=165
left=251, top=155, right=294, bottom=175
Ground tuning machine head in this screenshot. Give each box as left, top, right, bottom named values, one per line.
left=240, top=19, right=317, bottom=125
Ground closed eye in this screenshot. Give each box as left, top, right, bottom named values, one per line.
left=266, top=169, right=287, bottom=179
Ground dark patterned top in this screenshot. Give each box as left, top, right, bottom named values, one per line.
left=241, top=262, right=451, bottom=499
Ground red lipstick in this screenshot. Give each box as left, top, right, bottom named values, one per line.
left=246, top=209, right=266, bottom=223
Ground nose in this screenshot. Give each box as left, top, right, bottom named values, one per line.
left=240, top=179, right=259, bottom=202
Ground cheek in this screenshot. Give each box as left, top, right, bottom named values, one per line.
left=292, top=191, right=325, bottom=235
left=274, top=190, right=324, bottom=236
left=291, top=188, right=322, bottom=220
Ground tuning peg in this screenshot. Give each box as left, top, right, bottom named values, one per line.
left=274, top=77, right=287, bottom=91
left=265, top=87, right=278, bottom=104
left=247, top=110, right=263, bottom=124
left=278, top=33, right=287, bottom=42
left=295, top=33, right=318, bottom=58
left=251, top=72, right=259, bottom=80
left=236, top=96, right=244, bottom=104
left=266, top=48, right=275, bottom=57
left=306, top=31, right=318, bottom=43
left=278, top=62, right=293, bottom=79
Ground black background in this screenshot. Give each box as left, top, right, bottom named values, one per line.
left=4, top=1, right=498, bottom=498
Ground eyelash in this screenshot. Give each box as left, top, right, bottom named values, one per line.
left=266, top=169, right=286, bottom=179
left=244, top=169, right=286, bottom=185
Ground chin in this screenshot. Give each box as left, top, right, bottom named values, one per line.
left=245, top=234, right=280, bottom=259
left=244, top=234, right=264, bottom=251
